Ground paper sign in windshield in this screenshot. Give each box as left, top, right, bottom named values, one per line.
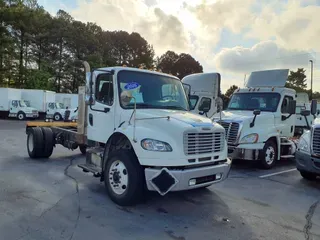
left=124, top=82, right=140, bottom=90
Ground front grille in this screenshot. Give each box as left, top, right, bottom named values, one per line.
left=312, top=127, right=320, bottom=155
left=184, top=131, right=224, bottom=155
left=218, top=121, right=240, bottom=144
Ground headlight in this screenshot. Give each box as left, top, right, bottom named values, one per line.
left=298, top=130, right=311, bottom=152
left=141, top=139, right=172, bottom=152
left=240, top=133, right=259, bottom=144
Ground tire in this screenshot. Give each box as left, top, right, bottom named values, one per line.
left=300, top=170, right=317, bottom=181
left=27, top=127, right=44, bottom=158
left=41, top=127, right=54, bottom=158
left=104, top=150, right=144, bottom=206
left=53, top=113, right=62, bottom=121
left=17, top=112, right=26, bottom=120
left=79, top=145, right=87, bottom=155
left=259, top=139, right=277, bottom=169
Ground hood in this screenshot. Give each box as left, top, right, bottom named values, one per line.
left=212, top=110, right=259, bottom=122
left=133, top=109, right=215, bottom=128
left=25, top=107, right=38, bottom=112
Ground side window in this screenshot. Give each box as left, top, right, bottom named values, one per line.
left=48, top=103, right=54, bottom=109
left=95, top=74, right=114, bottom=106
left=12, top=100, right=18, bottom=108
left=189, top=96, right=199, bottom=110
left=198, top=97, right=211, bottom=111
left=281, top=96, right=293, bottom=113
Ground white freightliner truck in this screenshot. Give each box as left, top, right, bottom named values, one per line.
left=25, top=62, right=231, bottom=206
left=21, top=89, right=71, bottom=121
left=210, top=69, right=318, bottom=169
left=0, top=88, right=39, bottom=120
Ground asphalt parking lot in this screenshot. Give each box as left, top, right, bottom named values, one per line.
left=0, top=120, right=319, bottom=240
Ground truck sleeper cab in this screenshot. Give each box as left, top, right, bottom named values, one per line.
left=25, top=63, right=231, bottom=206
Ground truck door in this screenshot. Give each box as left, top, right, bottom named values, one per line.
left=87, top=72, right=115, bottom=143
left=276, top=95, right=295, bottom=137
left=10, top=100, right=19, bottom=114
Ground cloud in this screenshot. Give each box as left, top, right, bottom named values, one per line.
left=214, top=41, right=315, bottom=74
left=246, top=0, right=320, bottom=52
left=134, top=8, right=190, bottom=54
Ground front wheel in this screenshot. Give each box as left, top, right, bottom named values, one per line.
left=17, top=112, right=26, bottom=120
left=259, top=140, right=277, bottom=169
left=300, top=171, right=317, bottom=181
left=53, top=113, right=62, bottom=121
left=104, top=150, right=144, bottom=206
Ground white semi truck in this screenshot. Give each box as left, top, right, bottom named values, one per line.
left=25, top=62, right=231, bottom=206
left=211, top=69, right=318, bottom=169
left=0, top=88, right=39, bottom=120
left=21, top=89, right=70, bottom=121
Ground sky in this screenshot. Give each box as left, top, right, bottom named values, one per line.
left=37, top=0, right=320, bottom=92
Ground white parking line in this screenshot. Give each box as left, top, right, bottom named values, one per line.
left=259, top=168, right=297, bottom=178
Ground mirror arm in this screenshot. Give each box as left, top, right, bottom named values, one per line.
left=250, top=115, right=258, bottom=128
left=282, top=114, right=292, bottom=121
left=304, top=115, right=311, bottom=130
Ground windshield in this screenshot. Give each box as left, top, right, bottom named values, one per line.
left=118, top=70, right=189, bottom=111
left=19, top=100, right=27, bottom=107
left=55, top=103, right=65, bottom=109
left=228, top=92, right=281, bottom=112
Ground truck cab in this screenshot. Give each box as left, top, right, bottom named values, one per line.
left=181, top=73, right=221, bottom=118
left=80, top=66, right=231, bottom=205
left=9, top=99, right=39, bottom=120
left=212, top=69, right=300, bottom=169
left=46, top=102, right=68, bottom=121
left=295, top=101, right=320, bottom=180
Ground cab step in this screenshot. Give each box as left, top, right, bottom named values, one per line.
left=281, top=142, right=293, bottom=146
left=280, top=155, right=295, bottom=159
left=78, top=163, right=101, bottom=177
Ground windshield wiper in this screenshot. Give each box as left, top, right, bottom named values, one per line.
left=164, top=106, right=188, bottom=111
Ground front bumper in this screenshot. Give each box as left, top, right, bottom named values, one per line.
left=145, top=159, right=231, bottom=195
left=295, top=150, right=320, bottom=175
left=230, top=147, right=260, bottom=160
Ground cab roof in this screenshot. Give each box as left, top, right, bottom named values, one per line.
left=95, top=66, right=180, bottom=80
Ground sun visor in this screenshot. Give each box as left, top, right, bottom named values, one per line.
left=245, top=69, right=289, bottom=88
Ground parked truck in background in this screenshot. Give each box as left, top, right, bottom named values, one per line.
left=295, top=112, right=320, bottom=180
left=295, top=92, right=314, bottom=135
left=181, top=73, right=221, bottom=118
left=21, top=89, right=70, bottom=121
left=210, top=69, right=318, bottom=169
left=0, top=88, right=38, bottom=120
left=55, top=93, right=78, bottom=109
left=25, top=62, right=231, bottom=206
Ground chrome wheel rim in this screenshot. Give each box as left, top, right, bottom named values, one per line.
left=265, top=146, right=275, bottom=165
left=108, top=160, right=128, bottom=195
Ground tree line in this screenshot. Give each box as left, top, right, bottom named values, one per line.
left=0, top=0, right=203, bottom=93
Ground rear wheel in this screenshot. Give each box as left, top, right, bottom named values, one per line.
left=27, top=127, right=44, bottom=158
left=41, top=127, right=54, bottom=158
left=259, top=140, right=277, bottom=169
left=104, top=150, right=144, bottom=206
left=300, top=170, right=317, bottom=181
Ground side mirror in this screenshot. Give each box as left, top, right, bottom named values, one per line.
left=300, top=109, right=311, bottom=117
left=253, top=109, right=261, bottom=116
left=198, top=99, right=211, bottom=113
left=288, top=100, right=296, bottom=115
left=311, top=99, right=317, bottom=115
